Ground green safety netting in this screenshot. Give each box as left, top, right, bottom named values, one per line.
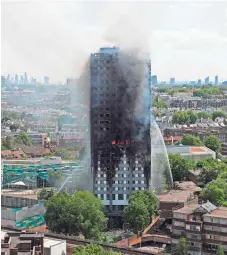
left=3, top=162, right=83, bottom=185
left=15, top=214, right=45, bottom=229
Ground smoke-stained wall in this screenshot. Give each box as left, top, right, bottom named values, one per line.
left=90, top=47, right=151, bottom=190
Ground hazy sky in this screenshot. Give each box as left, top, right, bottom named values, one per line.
left=2, top=0, right=227, bottom=83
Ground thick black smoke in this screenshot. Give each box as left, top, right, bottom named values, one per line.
left=90, top=48, right=151, bottom=187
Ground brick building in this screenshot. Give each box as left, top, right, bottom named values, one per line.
left=172, top=202, right=227, bottom=255
left=164, top=127, right=227, bottom=143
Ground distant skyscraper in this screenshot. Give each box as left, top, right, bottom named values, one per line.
left=205, top=76, right=210, bottom=85
left=44, top=76, right=49, bottom=85
left=215, top=75, right=219, bottom=85
left=198, top=79, right=201, bottom=85
left=7, top=74, right=10, bottom=84
left=15, top=74, right=19, bottom=85
left=20, top=75, right=24, bottom=85
left=24, top=72, right=28, bottom=84
left=170, top=77, right=175, bottom=86
left=151, top=75, right=158, bottom=85
left=1, top=76, right=6, bottom=87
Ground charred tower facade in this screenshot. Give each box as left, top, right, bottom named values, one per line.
left=90, top=47, right=151, bottom=222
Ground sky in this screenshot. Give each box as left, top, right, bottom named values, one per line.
left=1, top=0, right=227, bottom=83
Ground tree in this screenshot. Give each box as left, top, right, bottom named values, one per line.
left=172, top=111, right=189, bottom=125
left=168, top=154, right=195, bottom=181
left=123, top=190, right=158, bottom=234
left=37, top=188, right=56, bottom=201
left=186, top=110, right=197, bottom=124
left=172, top=238, right=188, bottom=255
left=197, top=111, right=211, bottom=119
left=172, top=111, right=198, bottom=125
left=53, top=148, right=74, bottom=160
left=212, top=110, right=226, bottom=121
left=204, top=135, right=221, bottom=153
left=1, top=136, right=15, bottom=150
left=181, top=134, right=203, bottom=146
left=152, top=98, right=167, bottom=109
left=14, top=131, right=32, bottom=146
left=216, top=246, right=225, bottom=255
left=201, top=178, right=227, bottom=206
left=196, top=158, right=227, bottom=184
left=9, top=123, right=20, bottom=132
left=73, top=244, right=122, bottom=255
left=45, top=191, right=107, bottom=240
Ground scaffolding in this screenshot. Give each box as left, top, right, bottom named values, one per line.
left=2, top=162, right=83, bottom=188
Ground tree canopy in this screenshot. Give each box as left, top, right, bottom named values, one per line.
left=53, top=148, right=74, bottom=160
left=45, top=191, right=107, bottom=240
left=123, top=190, right=159, bottom=234
left=14, top=131, right=32, bottom=146
left=212, top=110, right=226, bottom=121
left=73, top=244, right=122, bottom=255
left=216, top=246, right=225, bottom=255
left=172, top=111, right=197, bottom=125
left=171, top=238, right=188, bottom=255
left=181, top=134, right=203, bottom=146
left=196, top=158, right=227, bottom=184
left=152, top=98, right=167, bottom=109
left=37, top=188, right=56, bottom=201
left=204, top=135, right=221, bottom=152
left=168, top=154, right=195, bottom=181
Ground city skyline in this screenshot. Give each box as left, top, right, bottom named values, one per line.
left=2, top=1, right=227, bottom=82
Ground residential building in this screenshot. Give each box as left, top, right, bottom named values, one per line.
left=163, top=136, right=182, bottom=145
left=170, top=78, right=175, bottom=86
left=59, top=136, right=84, bottom=147
left=172, top=202, right=227, bottom=255
left=152, top=75, right=158, bottom=85
left=90, top=47, right=151, bottom=221
left=44, top=76, right=49, bottom=85
left=164, top=126, right=227, bottom=143
left=215, top=75, right=219, bottom=85
left=158, top=181, right=201, bottom=219
left=205, top=76, right=210, bottom=85
left=222, top=143, right=227, bottom=156
left=1, top=230, right=67, bottom=255
left=26, top=133, right=48, bottom=147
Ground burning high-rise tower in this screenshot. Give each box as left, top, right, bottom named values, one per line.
left=90, top=47, right=151, bottom=224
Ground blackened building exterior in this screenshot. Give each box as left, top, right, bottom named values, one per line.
left=90, top=47, right=151, bottom=220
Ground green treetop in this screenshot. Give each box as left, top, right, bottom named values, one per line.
left=45, top=190, right=107, bottom=240
left=204, top=135, right=221, bottom=153
left=123, top=190, right=159, bottom=234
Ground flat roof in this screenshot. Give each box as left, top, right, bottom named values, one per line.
left=158, top=190, right=193, bottom=202
left=173, top=204, right=200, bottom=214
left=1, top=189, right=38, bottom=199
left=174, top=181, right=202, bottom=192
left=44, top=238, right=65, bottom=248
left=190, top=147, right=207, bottom=153
left=205, top=207, right=227, bottom=219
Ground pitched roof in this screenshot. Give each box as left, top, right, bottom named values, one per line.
left=201, top=201, right=217, bottom=213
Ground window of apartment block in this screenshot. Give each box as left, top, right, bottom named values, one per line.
left=100, top=194, right=104, bottom=200
left=112, top=194, right=116, bottom=200
left=118, top=194, right=124, bottom=200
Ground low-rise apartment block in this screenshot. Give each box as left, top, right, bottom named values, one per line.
left=172, top=202, right=227, bottom=255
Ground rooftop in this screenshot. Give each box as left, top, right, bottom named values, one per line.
left=174, top=181, right=202, bottom=192
left=44, top=238, right=65, bottom=248
left=173, top=204, right=199, bottom=214
left=206, top=207, right=227, bottom=219
left=158, top=190, right=194, bottom=203
left=1, top=189, right=38, bottom=199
